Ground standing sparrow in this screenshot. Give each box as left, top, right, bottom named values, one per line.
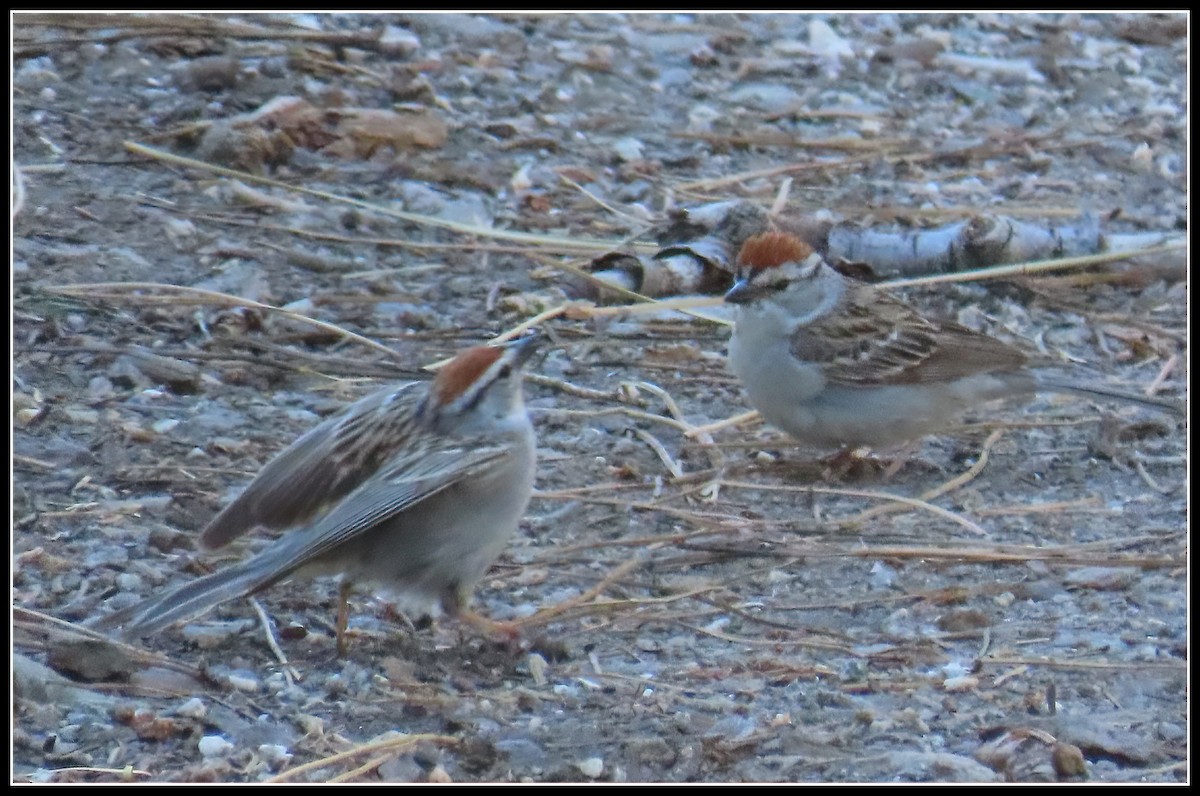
left=94, top=335, right=540, bottom=654
left=724, top=232, right=1182, bottom=450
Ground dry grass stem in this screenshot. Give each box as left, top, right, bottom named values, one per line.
left=979, top=656, right=1186, bottom=672
left=125, top=142, right=624, bottom=251
left=716, top=479, right=990, bottom=537
left=685, top=410, right=762, bottom=439
left=514, top=557, right=646, bottom=631
left=46, top=282, right=401, bottom=360
left=630, top=428, right=685, bottom=478
left=250, top=597, right=299, bottom=686
left=880, top=243, right=1186, bottom=290
left=839, top=429, right=1005, bottom=527
left=267, top=733, right=459, bottom=783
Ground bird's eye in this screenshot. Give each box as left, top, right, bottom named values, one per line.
left=498, top=364, right=513, bottom=379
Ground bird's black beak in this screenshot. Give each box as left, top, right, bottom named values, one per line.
left=503, top=330, right=542, bottom=364
left=724, top=278, right=754, bottom=305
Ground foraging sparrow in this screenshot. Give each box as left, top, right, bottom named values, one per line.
left=95, top=336, right=539, bottom=653
left=724, top=232, right=1182, bottom=450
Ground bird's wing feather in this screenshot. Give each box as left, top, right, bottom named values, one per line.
left=200, top=382, right=424, bottom=549
left=792, top=284, right=1027, bottom=386
left=267, top=442, right=512, bottom=571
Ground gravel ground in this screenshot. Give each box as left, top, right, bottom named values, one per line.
left=13, top=12, right=1188, bottom=783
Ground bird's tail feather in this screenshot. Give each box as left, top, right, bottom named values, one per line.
left=1038, top=377, right=1185, bottom=417
left=90, top=551, right=289, bottom=639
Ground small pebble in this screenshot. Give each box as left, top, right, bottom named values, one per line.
left=295, top=714, right=325, bottom=736
left=527, top=653, right=549, bottom=686
left=576, top=756, right=604, bottom=779
left=257, top=744, right=292, bottom=769
left=176, top=697, right=207, bottom=719
left=198, top=735, right=233, bottom=758
left=227, top=671, right=261, bottom=692
left=942, top=675, right=979, bottom=692
left=612, top=137, right=644, bottom=162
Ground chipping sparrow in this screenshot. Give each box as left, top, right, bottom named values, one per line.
left=94, top=335, right=539, bottom=654
left=724, top=232, right=1182, bottom=450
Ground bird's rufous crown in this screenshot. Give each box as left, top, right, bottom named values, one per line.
left=433, top=346, right=504, bottom=403
left=736, top=231, right=814, bottom=272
